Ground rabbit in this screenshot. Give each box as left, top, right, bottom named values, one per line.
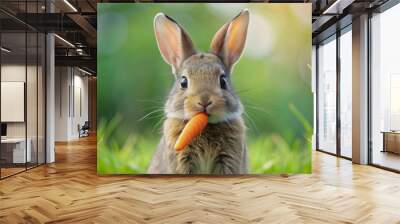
left=148, top=9, right=250, bottom=174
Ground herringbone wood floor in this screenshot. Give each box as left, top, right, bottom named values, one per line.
left=1, top=135, right=400, bottom=224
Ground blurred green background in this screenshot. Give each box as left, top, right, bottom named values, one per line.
left=98, top=3, right=312, bottom=174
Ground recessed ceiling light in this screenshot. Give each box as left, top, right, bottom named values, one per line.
left=1, top=47, right=11, bottom=53
left=54, top=34, right=75, bottom=48
left=63, top=0, right=78, bottom=12
left=323, top=0, right=354, bottom=15
left=78, top=67, right=93, bottom=76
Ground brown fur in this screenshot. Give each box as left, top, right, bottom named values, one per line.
left=148, top=9, right=250, bottom=174
left=148, top=117, right=247, bottom=174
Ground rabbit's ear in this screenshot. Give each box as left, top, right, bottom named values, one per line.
left=154, top=13, right=196, bottom=74
left=210, top=9, right=249, bottom=70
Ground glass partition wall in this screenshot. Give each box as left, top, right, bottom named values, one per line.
left=0, top=3, right=46, bottom=179
left=316, top=26, right=352, bottom=159
left=0, top=30, right=27, bottom=177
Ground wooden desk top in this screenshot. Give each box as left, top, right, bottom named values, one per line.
left=381, top=131, right=400, bottom=134
left=1, top=138, right=29, bottom=143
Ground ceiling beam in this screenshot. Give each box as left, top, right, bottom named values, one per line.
left=55, top=55, right=96, bottom=72
left=312, top=15, right=335, bottom=33
left=67, top=13, right=97, bottom=46
left=323, top=0, right=356, bottom=14
left=12, top=13, right=83, bottom=32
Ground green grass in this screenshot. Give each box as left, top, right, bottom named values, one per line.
left=97, top=115, right=158, bottom=174
left=248, top=135, right=310, bottom=174
left=97, top=104, right=312, bottom=174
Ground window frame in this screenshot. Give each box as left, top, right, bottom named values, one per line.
left=315, top=24, right=353, bottom=161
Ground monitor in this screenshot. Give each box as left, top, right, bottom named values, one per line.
left=1, top=123, right=7, bottom=137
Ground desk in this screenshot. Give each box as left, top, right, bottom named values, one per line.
left=1, top=138, right=31, bottom=163
left=382, top=131, right=400, bottom=154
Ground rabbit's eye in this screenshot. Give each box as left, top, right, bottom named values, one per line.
left=180, top=76, right=188, bottom=89
left=219, top=74, right=228, bottom=90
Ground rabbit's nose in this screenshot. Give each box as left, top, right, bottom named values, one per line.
left=198, top=101, right=213, bottom=109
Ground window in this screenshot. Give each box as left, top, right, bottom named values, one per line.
left=339, top=28, right=352, bottom=158
left=370, top=3, right=400, bottom=171
left=317, top=36, right=337, bottom=154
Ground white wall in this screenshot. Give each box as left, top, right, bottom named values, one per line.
left=55, top=67, right=69, bottom=141
left=1, top=64, right=25, bottom=81
left=1, top=82, right=25, bottom=122
left=1, top=63, right=46, bottom=164
left=1, top=65, right=27, bottom=140
left=72, top=73, right=89, bottom=138
left=55, top=67, right=89, bottom=141
left=1, top=65, right=38, bottom=138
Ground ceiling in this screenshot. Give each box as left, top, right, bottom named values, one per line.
left=1, top=0, right=97, bottom=74
left=312, top=0, right=389, bottom=43
left=0, top=0, right=394, bottom=74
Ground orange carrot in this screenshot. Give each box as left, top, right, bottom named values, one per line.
left=174, top=112, right=208, bottom=152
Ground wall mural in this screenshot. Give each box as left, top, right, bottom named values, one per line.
left=98, top=3, right=312, bottom=174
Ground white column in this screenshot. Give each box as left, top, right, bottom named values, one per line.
left=352, top=14, right=369, bottom=164
left=46, top=33, right=55, bottom=163
left=45, top=1, right=55, bottom=163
